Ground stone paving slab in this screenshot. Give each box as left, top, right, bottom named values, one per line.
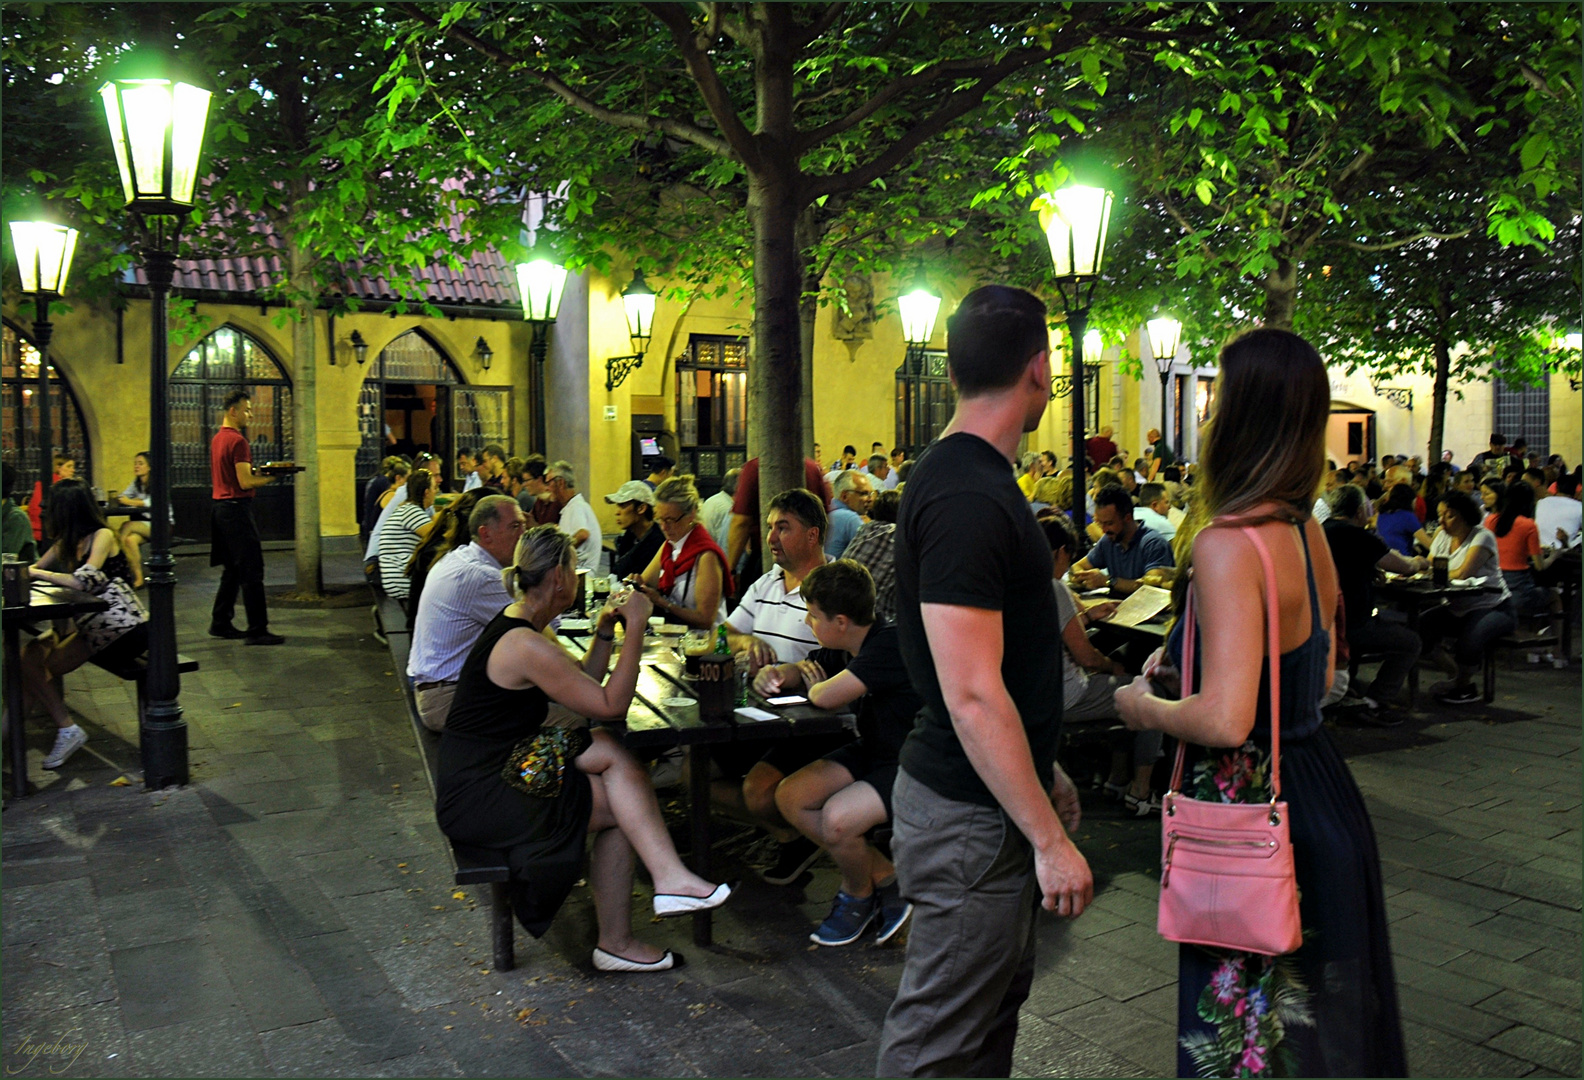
left=3, top=551, right=1580, bottom=1077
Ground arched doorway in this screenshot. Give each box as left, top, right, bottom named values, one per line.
left=354, top=330, right=509, bottom=529
left=170, top=326, right=294, bottom=541
left=2, top=322, right=92, bottom=491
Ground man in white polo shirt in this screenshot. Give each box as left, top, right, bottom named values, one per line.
left=719, top=487, right=847, bottom=884
left=407, top=495, right=526, bottom=730
left=547, top=460, right=603, bottom=571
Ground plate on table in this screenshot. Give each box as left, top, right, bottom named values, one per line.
left=660, top=696, right=697, bottom=708
left=558, top=617, right=592, bottom=632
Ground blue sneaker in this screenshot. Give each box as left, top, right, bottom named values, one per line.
left=811, top=890, right=878, bottom=946
left=874, top=881, right=913, bottom=945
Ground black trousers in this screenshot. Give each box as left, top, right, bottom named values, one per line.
left=210, top=498, right=268, bottom=632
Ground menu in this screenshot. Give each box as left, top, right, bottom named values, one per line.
left=1102, top=584, right=1173, bottom=627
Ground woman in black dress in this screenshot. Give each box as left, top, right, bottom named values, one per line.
left=1116, top=329, right=1406, bottom=1077
left=436, top=525, right=729, bottom=973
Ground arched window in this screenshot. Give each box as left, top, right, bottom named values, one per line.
left=355, top=330, right=508, bottom=523
left=170, top=326, right=294, bottom=541
left=2, top=322, right=92, bottom=490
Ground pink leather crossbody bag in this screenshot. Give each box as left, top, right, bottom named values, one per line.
left=1157, top=525, right=1303, bottom=957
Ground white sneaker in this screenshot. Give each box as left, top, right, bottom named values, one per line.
left=43, top=725, right=88, bottom=769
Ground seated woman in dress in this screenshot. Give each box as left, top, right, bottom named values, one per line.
left=435, top=525, right=730, bottom=973
left=22, top=479, right=149, bottom=770
left=630, top=476, right=730, bottom=629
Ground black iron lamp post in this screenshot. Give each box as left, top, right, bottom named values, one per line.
left=603, top=268, right=655, bottom=393
left=1039, top=184, right=1114, bottom=526
left=100, top=60, right=213, bottom=790
left=897, top=284, right=942, bottom=456
left=515, top=256, right=568, bottom=453
left=8, top=221, right=78, bottom=503
left=1147, top=316, right=1183, bottom=457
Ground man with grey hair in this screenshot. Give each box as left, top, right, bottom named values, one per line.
left=547, top=460, right=603, bottom=570
left=407, top=495, right=527, bottom=731
left=864, top=452, right=899, bottom=491
left=701, top=468, right=740, bottom=550
left=1016, top=451, right=1044, bottom=499
left=825, top=469, right=873, bottom=556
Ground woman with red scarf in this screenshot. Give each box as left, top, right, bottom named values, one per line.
left=629, top=476, right=731, bottom=628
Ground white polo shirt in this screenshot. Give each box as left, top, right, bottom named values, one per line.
left=726, top=562, right=824, bottom=663
left=556, top=492, right=604, bottom=571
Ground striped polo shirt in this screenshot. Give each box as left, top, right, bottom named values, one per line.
left=726, top=562, right=824, bottom=663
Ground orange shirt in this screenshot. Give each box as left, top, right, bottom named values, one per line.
left=1483, top=513, right=1540, bottom=571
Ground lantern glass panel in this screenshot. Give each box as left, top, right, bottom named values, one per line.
left=1040, top=185, right=1113, bottom=278
left=897, top=288, right=942, bottom=347
left=8, top=223, right=78, bottom=294
left=623, top=290, right=656, bottom=344
left=1147, top=317, right=1183, bottom=369
left=516, top=259, right=567, bottom=322
left=170, top=82, right=213, bottom=204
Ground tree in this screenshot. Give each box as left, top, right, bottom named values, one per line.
left=388, top=2, right=1181, bottom=502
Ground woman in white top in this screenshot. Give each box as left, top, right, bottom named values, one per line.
left=115, top=451, right=161, bottom=588
left=632, top=476, right=730, bottom=628
left=1418, top=489, right=1515, bottom=705
left=378, top=470, right=437, bottom=602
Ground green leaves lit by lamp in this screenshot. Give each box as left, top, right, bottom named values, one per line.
left=1037, top=181, right=1115, bottom=526
left=898, top=286, right=942, bottom=367
left=606, top=269, right=655, bottom=392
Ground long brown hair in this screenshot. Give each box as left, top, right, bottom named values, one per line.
left=1171, top=328, right=1331, bottom=605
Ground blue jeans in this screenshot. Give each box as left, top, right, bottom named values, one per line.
left=1419, top=599, right=1517, bottom=669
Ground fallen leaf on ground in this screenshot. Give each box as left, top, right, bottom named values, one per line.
left=515, top=1008, right=536, bottom=1024
left=108, top=776, right=130, bottom=786
left=453, top=890, right=468, bottom=901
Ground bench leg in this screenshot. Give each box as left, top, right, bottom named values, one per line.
left=489, top=882, right=515, bottom=972
left=687, top=744, right=712, bottom=947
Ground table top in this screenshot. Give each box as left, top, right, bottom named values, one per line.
left=3, top=582, right=111, bottom=622
left=99, top=502, right=141, bottom=517
left=1377, top=574, right=1500, bottom=601
left=560, top=631, right=854, bottom=750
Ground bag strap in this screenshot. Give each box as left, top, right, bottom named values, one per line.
left=1167, top=524, right=1285, bottom=802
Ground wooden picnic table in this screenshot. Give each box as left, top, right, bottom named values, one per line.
left=3, top=582, right=110, bottom=799
left=1375, top=573, right=1503, bottom=705
left=558, top=626, right=852, bottom=944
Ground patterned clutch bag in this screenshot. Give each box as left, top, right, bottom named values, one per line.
left=502, top=727, right=593, bottom=798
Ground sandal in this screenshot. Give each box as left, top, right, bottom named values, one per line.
left=1124, top=791, right=1161, bottom=817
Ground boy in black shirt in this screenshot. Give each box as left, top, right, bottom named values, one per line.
left=757, top=559, right=921, bottom=947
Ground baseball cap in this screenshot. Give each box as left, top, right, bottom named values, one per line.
left=604, top=480, right=656, bottom=506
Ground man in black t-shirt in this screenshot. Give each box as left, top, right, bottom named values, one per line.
left=1322, top=484, right=1424, bottom=724
left=876, top=285, right=1092, bottom=1079
left=757, top=560, right=922, bottom=948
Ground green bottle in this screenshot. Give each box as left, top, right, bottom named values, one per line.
left=715, top=625, right=730, bottom=655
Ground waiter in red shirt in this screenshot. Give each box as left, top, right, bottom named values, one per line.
left=209, top=389, right=284, bottom=645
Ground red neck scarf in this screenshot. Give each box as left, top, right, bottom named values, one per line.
left=659, top=524, right=732, bottom=598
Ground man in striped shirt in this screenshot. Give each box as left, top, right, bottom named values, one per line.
left=407, top=495, right=526, bottom=731
left=720, top=488, right=844, bottom=884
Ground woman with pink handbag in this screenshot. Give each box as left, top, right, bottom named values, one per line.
left=1116, top=328, right=1405, bottom=1078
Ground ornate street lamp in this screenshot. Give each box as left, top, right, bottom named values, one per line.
left=898, top=285, right=942, bottom=366
left=8, top=220, right=78, bottom=504
left=605, top=268, right=655, bottom=392
left=1147, top=316, right=1183, bottom=456
left=101, top=57, right=213, bottom=790
left=515, top=256, right=568, bottom=452
left=1039, top=183, right=1113, bottom=524
left=349, top=329, right=370, bottom=366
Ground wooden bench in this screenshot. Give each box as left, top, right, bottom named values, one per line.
left=386, top=615, right=519, bottom=971
left=1481, top=629, right=1562, bottom=703
left=89, top=652, right=201, bottom=725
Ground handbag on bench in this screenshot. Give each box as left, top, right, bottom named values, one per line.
left=1157, top=525, right=1302, bottom=957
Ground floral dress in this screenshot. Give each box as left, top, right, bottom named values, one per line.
left=1167, top=527, right=1406, bottom=1077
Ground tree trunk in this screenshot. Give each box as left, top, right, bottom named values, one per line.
left=747, top=7, right=806, bottom=507
left=747, top=172, right=806, bottom=507
left=286, top=231, right=322, bottom=596
left=1261, top=254, right=1298, bottom=328
left=795, top=206, right=820, bottom=461
left=1427, top=335, right=1451, bottom=465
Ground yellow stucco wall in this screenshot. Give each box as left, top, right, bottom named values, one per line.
left=10, top=296, right=522, bottom=539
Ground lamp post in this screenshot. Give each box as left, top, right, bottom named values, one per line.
left=1147, top=316, right=1183, bottom=457
left=101, top=60, right=213, bottom=790
left=8, top=221, right=78, bottom=504
left=515, top=256, right=568, bottom=454
left=897, top=286, right=942, bottom=453
left=1039, top=184, right=1114, bottom=525
left=604, top=268, right=655, bottom=392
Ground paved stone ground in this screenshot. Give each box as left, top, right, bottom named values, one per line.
left=2, top=551, right=1578, bottom=1078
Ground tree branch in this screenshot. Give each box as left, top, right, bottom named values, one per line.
left=794, top=1, right=849, bottom=49
left=394, top=2, right=739, bottom=160
left=642, top=2, right=761, bottom=168
left=1339, top=227, right=1476, bottom=252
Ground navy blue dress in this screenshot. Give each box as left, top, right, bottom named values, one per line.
left=1168, top=527, right=1406, bottom=1077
